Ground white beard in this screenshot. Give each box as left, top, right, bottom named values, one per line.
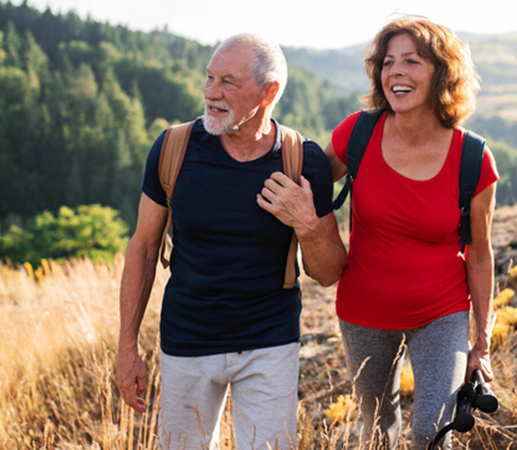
left=203, top=102, right=239, bottom=135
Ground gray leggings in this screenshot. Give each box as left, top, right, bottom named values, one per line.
left=339, top=311, right=470, bottom=450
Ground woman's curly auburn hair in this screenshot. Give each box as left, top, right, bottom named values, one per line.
left=362, top=16, right=480, bottom=128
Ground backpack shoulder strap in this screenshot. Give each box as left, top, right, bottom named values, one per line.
left=279, top=125, right=304, bottom=289
left=458, top=130, right=485, bottom=247
left=157, top=121, right=194, bottom=268
left=333, top=110, right=383, bottom=210
left=280, top=125, right=303, bottom=183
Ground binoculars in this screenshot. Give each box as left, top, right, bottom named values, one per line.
left=427, top=369, right=499, bottom=449
left=453, top=369, right=499, bottom=431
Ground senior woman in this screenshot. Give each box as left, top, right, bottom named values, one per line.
left=325, top=16, right=499, bottom=449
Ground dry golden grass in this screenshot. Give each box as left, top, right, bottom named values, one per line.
left=0, top=256, right=516, bottom=449
left=0, top=256, right=166, bottom=449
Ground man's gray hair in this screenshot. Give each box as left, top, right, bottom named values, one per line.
left=216, top=33, right=288, bottom=109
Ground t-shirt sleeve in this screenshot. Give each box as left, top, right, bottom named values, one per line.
left=474, top=146, right=499, bottom=196
left=302, top=139, right=334, bottom=218
left=331, top=110, right=363, bottom=166
left=141, top=130, right=168, bottom=207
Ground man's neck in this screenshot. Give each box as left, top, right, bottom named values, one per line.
left=219, top=116, right=276, bottom=162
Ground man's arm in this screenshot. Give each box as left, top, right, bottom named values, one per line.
left=465, top=182, right=497, bottom=382
left=257, top=173, right=347, bottom=287
left=115, top=193, right=168, bottom=413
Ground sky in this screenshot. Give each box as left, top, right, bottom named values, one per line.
left=12, top=0, right=517, bottom=50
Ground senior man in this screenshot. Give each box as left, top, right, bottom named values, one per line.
left=115, top=33, right=346, bottom=449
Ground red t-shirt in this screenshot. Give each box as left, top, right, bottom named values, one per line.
left=332, top=111, right=499, bottom=329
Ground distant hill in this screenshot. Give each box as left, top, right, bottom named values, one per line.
left=469, top=35, right=517, bottom=121
left=283, top=32, right=517, bottom=206
left=283, top=32, right=517, bottom=121
left=1, top=0, right=516, bottom=223
left=283, top=45, right=368, bottom=94
left=0, top=0, right=358, bottom=228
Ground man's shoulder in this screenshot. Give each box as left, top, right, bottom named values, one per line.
left=301, top=136, right=323, bottom=153
left=298, top=136, right=327, bottom=167
left=191, top=117, right=207, bottom=136
left=274, top=121, right=324, bottom=153
left=162, top=118, right=206, bottom=142
left=159, top=118, right=212, bottom=153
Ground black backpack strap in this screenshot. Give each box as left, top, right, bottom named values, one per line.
left=458, top=130, right=485, bottom=248
left=333, top=110, right=383, bottom=210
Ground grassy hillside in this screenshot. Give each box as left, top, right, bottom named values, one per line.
left=1, top=206, right=517, bottom=449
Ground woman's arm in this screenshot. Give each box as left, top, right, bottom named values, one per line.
left=324, top=140, right=348, bottom=182
left=465, top=182, right=497, bottom=382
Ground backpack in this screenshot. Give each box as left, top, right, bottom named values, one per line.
left=157, top=120, right=304, bottom=289
left=332, top=110, right=486, bottom=249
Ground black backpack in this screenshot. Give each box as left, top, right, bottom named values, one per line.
left=332, top=110, right=486, bottom=248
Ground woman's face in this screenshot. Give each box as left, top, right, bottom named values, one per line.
left=381, top=33, right=435, bottom=116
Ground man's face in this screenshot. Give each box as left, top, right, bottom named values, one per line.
left=203, top=44, right=266, bottom=135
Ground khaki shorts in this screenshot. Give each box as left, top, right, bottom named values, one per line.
left=159, top=342, right=300, bottom=450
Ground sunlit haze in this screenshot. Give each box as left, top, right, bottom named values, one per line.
left=12, top=0, right=517, bottom=50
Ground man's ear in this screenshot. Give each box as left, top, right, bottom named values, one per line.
left=260, top=81, right=280, bottom=107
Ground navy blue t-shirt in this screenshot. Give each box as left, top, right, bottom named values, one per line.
left=142, top=118, right=333, bottom=356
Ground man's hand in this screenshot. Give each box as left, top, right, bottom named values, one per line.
left=257, top=172, right=318, bottom=234
left=258, top=171, right=347, bottom=286
left=115, top=346, right=147, bottom=414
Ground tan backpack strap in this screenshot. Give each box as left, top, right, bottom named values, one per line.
left=279, top=125, right=304, bottom=289
left=157, top=121, right=194, bottom=268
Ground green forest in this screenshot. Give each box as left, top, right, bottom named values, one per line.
left=1, top=0, right=517, bottom=264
